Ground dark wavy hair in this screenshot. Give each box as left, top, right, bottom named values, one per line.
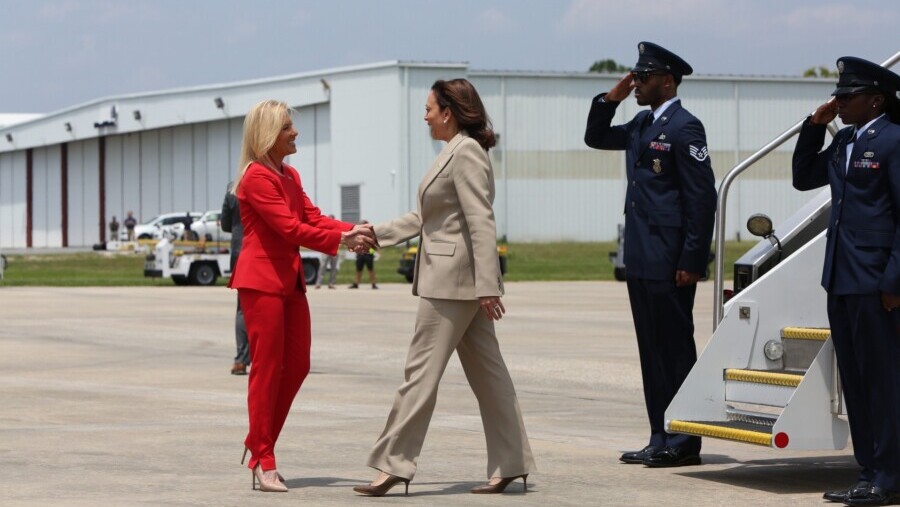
left=431, top=79, right=496, bottom=151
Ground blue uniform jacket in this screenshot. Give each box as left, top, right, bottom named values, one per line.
left=792, top=116, right=900, bottom=296
left=584, top=94, right=717, bottom=280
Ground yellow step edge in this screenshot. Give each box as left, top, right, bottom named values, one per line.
left=669, top=420, right=772, bottom=446
left=724, top=368, right=803, bottom=388
left=781, top=327, right=830, bottom=341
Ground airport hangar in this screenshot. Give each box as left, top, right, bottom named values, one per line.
left=0, top=60, right=833, bottom=249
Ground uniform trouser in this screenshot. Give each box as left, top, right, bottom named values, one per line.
left=238, top=288, right=311, bottom=471
left=366, top=297, right=536, bottom=480
left=234, top=298, right=250, bottom=365
left=828, top=294, right=900, bottom=491
left=626, top=277, right=701, bottom=453
left=316, top=255, right=338, bottom=287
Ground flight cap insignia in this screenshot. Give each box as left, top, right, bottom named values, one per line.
left=639, top=43, right=645, bottom=54
left=837, top=60, right=844, bottom=73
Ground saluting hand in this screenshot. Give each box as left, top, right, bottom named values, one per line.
left=810, top=98, right=837, bottom=125
left=605, top=73, right=635, bottom=102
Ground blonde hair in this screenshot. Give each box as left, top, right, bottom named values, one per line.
left=232, top=99, right=294, bottom=194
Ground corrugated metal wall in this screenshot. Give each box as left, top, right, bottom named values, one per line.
left=0, top=65, right=845, bottom=248
left=471, top=73, right=835, bottom=241
left=0, top=151, right=27, bottom=247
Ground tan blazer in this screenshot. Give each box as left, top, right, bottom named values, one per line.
left=375, top=132, right=504, bottom=300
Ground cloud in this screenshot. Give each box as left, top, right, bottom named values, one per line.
left=39, top=0, right=81, bottom=20
left=779, top=3, right=897, bottom=29
left=293, top=8, right=311, bottom=25
left=557, top=0, right=745, bottom=35
left=476, top=7, right=514, bottom=33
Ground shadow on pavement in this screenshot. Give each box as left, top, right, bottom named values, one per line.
left=677, top=454, right=858, bottom=494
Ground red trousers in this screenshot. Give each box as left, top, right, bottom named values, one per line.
left=238, top=288, right=311, bottom=471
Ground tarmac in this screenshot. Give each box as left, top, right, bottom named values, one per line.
left=0, top=282, right=857, bottom=506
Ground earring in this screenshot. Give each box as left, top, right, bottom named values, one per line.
left=443, top=119, right=447, bottom=124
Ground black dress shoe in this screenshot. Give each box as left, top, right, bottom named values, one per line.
left=642, top=447, right=701, bottom=468
left=619, top=445, right=660, bottom=464
left=844, top=486, right=900, bottom=506
left=824, top=482, right=870, bottom=502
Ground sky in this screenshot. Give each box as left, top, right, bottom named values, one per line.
left=1, top=0, right=898, bottom=113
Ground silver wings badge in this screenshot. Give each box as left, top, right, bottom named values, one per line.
left=689, top=145, right=709, bottom=162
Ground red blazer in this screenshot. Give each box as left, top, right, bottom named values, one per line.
left=228, top=162, right=353, bottom=295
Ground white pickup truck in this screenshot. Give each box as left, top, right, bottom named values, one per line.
left=144, top=238, right=321, bottom=286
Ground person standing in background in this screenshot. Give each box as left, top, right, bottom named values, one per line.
left=124, top=211, right=137, bottom=241
left=316, top=214, right=340, bottom=289
left=109, top=216, right=120, bottom=241
left=222, top=181, right=249, bottom=375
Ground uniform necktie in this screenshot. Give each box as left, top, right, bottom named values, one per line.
left=844, top=129, right=856, bottom=175
left=641, top=113, right=654, bottom=136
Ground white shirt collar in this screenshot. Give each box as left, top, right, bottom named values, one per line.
left=652, top=97, right=679, bottom=122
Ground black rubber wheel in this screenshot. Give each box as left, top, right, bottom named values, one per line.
left=302, top=260, right=318, bottom=284
left=172, top=275, right=190, bottom=286
left=405, top=272, right=414, bottom=283
left=189, top=263, right=218, bottom=286
left=613, top=266, right=627, bottom=282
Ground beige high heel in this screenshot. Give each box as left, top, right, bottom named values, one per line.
left=470, top=474, right=528, bottom=494
left=252, top=464, right=288, bottom=492
left=243, top=447, right=285, bottom=483
left=352, top=474, right=410, bottom=497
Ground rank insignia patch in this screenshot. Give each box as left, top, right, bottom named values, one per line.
left=689, top=145, right=709, bottom=162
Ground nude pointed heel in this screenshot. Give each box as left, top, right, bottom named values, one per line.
left=243, top=447, right=285, bottom=483
left=252, top=464, right=288, bottom=492
left=470, top=474, right=528, bottom=494
left=352, top=474, right=410, bottom=497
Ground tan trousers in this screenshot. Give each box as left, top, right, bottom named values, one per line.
left=366, top=297, right=535, bottom=480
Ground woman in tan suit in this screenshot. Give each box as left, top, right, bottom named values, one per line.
left=353, top=79, right=535, bottom=497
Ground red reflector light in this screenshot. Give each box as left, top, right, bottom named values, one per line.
left=723, top=289, right=734, bottom=302
left=774, top=432, right=789, bottom=448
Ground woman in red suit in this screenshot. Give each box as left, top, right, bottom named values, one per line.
left=229, top=99, right=374, bottom=492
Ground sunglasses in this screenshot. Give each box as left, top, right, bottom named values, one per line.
left=632, top=71, right=668, bottom=83
left=834, top=90, right=875, bottom=100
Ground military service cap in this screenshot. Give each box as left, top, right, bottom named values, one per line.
left=632, top=42, right=693, bottom=78
left=832, top=56, right=900, bottom=98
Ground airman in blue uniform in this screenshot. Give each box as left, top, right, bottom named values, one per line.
left=793, top=56, right=900, bottom=507
left=584, top=42, right=717, bottom=468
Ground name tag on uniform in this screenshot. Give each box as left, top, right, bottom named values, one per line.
left=853, top=159, right=880, bottom=169
left=649, top=141, right=671, bottom=152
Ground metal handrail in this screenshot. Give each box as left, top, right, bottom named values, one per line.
left=712, top=50, right=900, bottom=328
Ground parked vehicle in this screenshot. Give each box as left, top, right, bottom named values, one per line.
left=144, top=238, right=321, bottom=286
left=127, top=212, right=202, bottom=240
left=190, top=210, right=232, bottom=242
left=397, top=244, right=507, bottom=283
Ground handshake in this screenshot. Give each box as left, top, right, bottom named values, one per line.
left=340, top=223, right=378, bottom=254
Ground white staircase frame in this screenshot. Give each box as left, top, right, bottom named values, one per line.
left=666, top=231, right=849, bottom=449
